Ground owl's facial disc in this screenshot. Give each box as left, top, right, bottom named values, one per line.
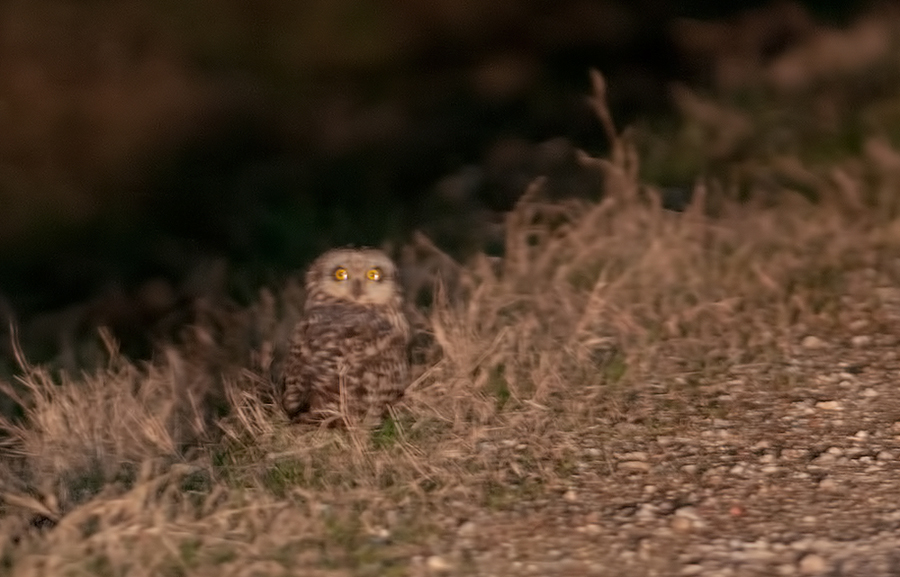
left=310, top=249, right=399, bottom=305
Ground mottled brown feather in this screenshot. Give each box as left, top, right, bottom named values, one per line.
left=281, top=248, right=410, bottom=426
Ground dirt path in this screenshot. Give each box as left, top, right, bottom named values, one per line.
left=404, top=338, right=900, bottom=577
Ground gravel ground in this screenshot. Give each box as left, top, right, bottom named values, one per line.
left=401, top=329, right=900, bottom=576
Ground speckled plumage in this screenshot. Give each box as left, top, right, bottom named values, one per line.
left=281, top=248, right=410, bottom=426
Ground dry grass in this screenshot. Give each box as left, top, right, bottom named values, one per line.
left=4, top=70, right=900, bottom=576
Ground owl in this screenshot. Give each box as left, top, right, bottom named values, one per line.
left=281, top=247, right=411, bottom=427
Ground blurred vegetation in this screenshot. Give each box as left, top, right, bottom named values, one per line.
left=0, top=0, right=882, bottom=369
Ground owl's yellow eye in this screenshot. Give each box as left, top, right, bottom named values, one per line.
left=366, top=268, right=382, bottom=282
left=333, top=267, right=348, bottom=281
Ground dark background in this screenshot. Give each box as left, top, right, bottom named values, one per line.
left=0, top=0, right=869, bottom=366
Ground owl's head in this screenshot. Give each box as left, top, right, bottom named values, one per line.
left=305, top=247, right=402, bottom=306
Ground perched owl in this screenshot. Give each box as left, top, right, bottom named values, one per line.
left=281, top=247, right=411, bottom=426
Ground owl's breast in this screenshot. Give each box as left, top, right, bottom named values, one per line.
left=304, top=303, right=403, bottom=342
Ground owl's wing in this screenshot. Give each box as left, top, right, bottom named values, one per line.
left=281, top=317, right=312, bottom=419
left=364, top=311, right=412, bottom=411
left=376, top=331, right=412, bottom=406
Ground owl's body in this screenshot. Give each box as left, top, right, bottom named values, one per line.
left=281, top=248, right=410, bottom=426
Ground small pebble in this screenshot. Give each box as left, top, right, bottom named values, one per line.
left=581, top=524, right=602, bottom=535
left=621, top=451, right=648, bottom=461
left=851, top=335, right=872, bottom=347
left=636, top=504, right=657, bottom=520
left=427, top=555, right=453, bottom=573
left=457, top=521, right=477, bottom=538
left=618, top=461, right=651, bottom=472
left=370, top=527, right=390, bottom=542
left=813, top=453, right=835, bottom=465
left=741, top=548, right=776, bottom=563
left=671, top=516, right=693, bottom=533
left=799, top=553, right=827, bottom=574
left=815, top=401, right=841, bottom=411
left=675, top=506, right=702, bottom=520
left=818, top=478, right=838, bottom=492
left=778, top=563, right=798, bottom=575
left=802, top=336, right=827, bottom=349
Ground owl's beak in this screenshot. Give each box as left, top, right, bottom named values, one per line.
left=351, top=278, right=363, bottom=298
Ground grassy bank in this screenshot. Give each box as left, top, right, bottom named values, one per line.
left=4, top=66, right=900, bottom=575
